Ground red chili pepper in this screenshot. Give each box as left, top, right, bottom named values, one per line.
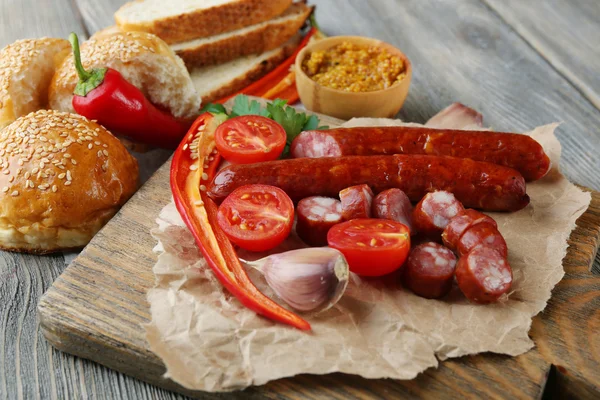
left=68, top=33, right=190, bottom=149
left=218, top=28, right=318, bottom=104
left=170, top=113, right=311, bottom=330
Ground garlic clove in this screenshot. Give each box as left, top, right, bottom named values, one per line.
left=244, top=248, right=349, bottom=313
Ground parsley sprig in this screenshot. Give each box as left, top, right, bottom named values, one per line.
left=200, top=95, right=328, bottom=157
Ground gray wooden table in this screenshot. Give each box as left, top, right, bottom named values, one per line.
left=1, top=0, right=599, bottom=399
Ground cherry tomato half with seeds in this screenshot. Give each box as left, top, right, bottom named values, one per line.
left=215, top=115, right=287, bottom=164
left=217, top=184, right=294, bottom=252
left=327, top=219, right=411, bottom=277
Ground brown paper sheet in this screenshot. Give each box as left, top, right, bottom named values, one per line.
left=145, top=118, right=591, bottom=392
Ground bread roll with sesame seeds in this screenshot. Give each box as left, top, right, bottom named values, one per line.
left=0, top=38, right=70, bottom=129
left=49, top=31, right=200, bottom=121
left=0, top=110, right=138, bottom=254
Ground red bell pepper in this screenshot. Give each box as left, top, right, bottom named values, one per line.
left=68, top=33, right=190, bottom=149
left=170, top=113, right=311, bottom=330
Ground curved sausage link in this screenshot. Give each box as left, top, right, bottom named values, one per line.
left=208, top=155, right=530, bottom=212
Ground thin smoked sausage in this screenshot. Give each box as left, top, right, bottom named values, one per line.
left=456, top=222, right=508, bottom=258
left=402, top=242, right=457, bottom=299
left=207, top=155, right=530, bottom=212
left=456, top=247, right=513, bottom=304
left=442, top=209, right=498, bottom=251
left=290, top=126, right=551, bottom=181
left=340, top=184, right=374, bottom=220
left=295, top=197, right=343, bottom=247
left=372, top=189, right=414, bottom=233
left=412, top=191, right=465, bottom=236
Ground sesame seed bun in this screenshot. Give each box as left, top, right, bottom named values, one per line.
left=0, top=110, right=139, bottom=254
left=0, top=38, right=70, bottom=129
left=49, top=31, right=201, bottom=121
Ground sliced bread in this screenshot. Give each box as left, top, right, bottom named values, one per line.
left=172, top=2, right=312, bottom=68
left=115, top=0, right=293, bottom=45
left=191, top=34, right=300, bottom=104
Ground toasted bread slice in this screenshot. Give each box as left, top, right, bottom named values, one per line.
left=115, top=0, right=293, bottom=45
left=172, top=2, right=311, bottom=68
left=191, top=34, right=300, bottom=104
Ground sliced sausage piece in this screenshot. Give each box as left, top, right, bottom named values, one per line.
left=290, top=126, right=551, bottom=181
left=296, top=196, right=343, bottom=247
left=412, top=191, right=465, bottom=236
left=456, top=247, right=513, bottom=304
left=372, top=189, right=414, bottom=233
left=401, top=242, right=457, bottom=299
left=442, top=209, right=498, bottom=251
left=457, top=222, right=508, bottom=258
left=207, top=155, right=530, bottom=212
left=339, top=184, right=374, bottom=220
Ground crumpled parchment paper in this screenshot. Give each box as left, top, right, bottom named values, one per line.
left=145, top=116, right=591, bottom=392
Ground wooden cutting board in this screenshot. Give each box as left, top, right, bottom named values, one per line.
left=38, top=110, right=600, bottom=399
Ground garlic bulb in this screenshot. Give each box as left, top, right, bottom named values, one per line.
left=242, top=248, right=349, bottom=313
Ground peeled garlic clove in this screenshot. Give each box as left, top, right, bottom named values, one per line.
left=244, top=248, right=349, bottom=313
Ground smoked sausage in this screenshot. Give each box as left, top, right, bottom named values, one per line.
left=402, top=242, right=457, bottom=299
left=412, top=191, right=465, bottom=236
left=372, top=189, right=414, bottom=233
left=442, top=209, right=498, bottom=251
left=290, top=126, right=551, bottom=181
left=456, top=222, right=508, bottom=258
left=207, top=155, right=530, bottom=212
left=340, top=185, right=374, bottom=220
left=296, top=197, right=343, bottom=247
left=456, top=247, right=513, bottom=304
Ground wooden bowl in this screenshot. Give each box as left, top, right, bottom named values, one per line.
left=295, top=36, right=412, bottom=120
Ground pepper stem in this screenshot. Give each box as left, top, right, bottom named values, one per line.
left=69, top=33, right=91, bottom=81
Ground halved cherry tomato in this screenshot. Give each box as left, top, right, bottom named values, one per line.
left=327, top=219, right=411, bottom=277
left=215, top=115, right=286, bottom=164
left=217, top=184, right=294, bottom=252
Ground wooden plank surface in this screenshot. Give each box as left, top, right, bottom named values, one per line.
left=1, top=0, right=600, bottom=399
left=37, top=147, right=600, bottom=399
left=484, top=0, right=600, bottom=111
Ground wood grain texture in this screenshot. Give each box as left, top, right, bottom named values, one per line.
left=483, top=0, right=600, bottom=111
left=37, top=99, right=600, bottom=399
left=0, top=0, right=87, bottom=47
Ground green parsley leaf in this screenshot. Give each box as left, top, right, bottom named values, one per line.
left=230, top=94, right=270, bottom=118
left=199, top=103, right=227, bottom=115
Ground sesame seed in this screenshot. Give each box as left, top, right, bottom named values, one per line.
left=94, top=141, right=101, bottom=146
left=2, top=170, right=9, bottom=175
left=102, top=150, right=109, bottom=157
left=11, top=190, right=19, bottom=197
left=71, top=159, right=77, bottom=165
left=17, top=159, right=24, bottom=166
left=66, top=171, right=72, bottom=181
left=88, top=144, right=93, bottom=149
left=52, top=185, right=58, bottom=193
left=32, top=167, right=39, bottom=174
left=8, top=176, right=14, bottom=183
left=2, top=187, right=8, bottom=193
left=64, top=181, right=72, bottom=186
left=26, top=180, right=33, bottom=188
left=58, top=173, right=66, bottom=179
left=38, top=184, right=49, bottom=190
left=102, top=144, right=108, bottom=148
left=97, top=150, right=103, bottom=158
left=64, top=153, right=71, bottom=158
